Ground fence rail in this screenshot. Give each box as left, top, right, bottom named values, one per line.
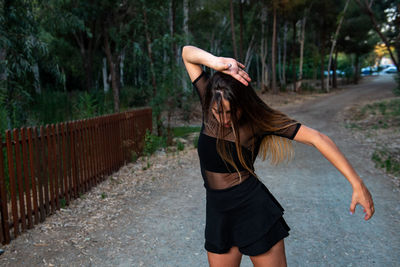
left=0, top=108, right=152, bottom=244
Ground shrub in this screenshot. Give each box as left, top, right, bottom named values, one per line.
left=176, top=140, right=185, bottom=151
left=143, top=130, right=167, bottom=156
left=394, top=72, right=400, bottom=96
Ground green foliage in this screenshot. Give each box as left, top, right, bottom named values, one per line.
left=31, top=90, right=71, bottom=125
left=361, top=99, right=400, bottom=119
left=74, top=91, right=98, bottom=119
left=193, top=135, right=199, bottom=149
left=394, top=73, right=400, bottom=96
left=60, top=198, right=66, bottom=209
left=176, top=140, right=185, bottom=151
left=172, top=126, right=201, bottom=138
left=143, top=130, right=167, bottom=156
left=347, top=98, right=400, bottom=130
left=120, top=85, right=150, bottom=108
left=372, top=149, right=400, bottom=176
left=0, top=0, right=387, bottom=133
left=101, top=192, right=107, bottom=199
left=300, top=82, right=318, bottom=93
left=130, top=151, right=138, bottom=163
left=0, top=89, right=8, bottom=133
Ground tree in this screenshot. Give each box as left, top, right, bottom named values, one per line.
left=326, top=0, right=351, bottom=91
left=0, top=0, right=47, bottom=128
left=99, top=0, right=137, bottom=112
left=355, top=0, right=399, bottom=71
left=337, top=0, right=376, bottom=84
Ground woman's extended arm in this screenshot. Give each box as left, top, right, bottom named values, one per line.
left=181, top=45, right=251, bottom=85
left=293, top=125, right=375, bottom=221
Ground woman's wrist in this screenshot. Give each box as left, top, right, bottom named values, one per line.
left=182, top=45, right=218, bottom=69
left=351, top=177, right=364, bottom=191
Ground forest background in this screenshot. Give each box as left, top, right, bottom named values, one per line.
left=0, top=0, right=399, bottom=142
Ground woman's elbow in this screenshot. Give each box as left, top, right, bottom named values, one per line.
left=312, top=131, right=334, bottom=149
left=181, top=45, right=192, bottom=60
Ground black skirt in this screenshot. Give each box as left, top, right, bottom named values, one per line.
left=204, top=175, right=290, bottom=256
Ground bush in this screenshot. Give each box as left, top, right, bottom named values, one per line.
left=193, top=135, right=199, bottom=149
left=74, top=91, right=98, bottom=119
left=176, top=140, right=185, bottom=151
left=143, top=130, right=167, bottom=156
left=394, top=72, right=400, bottom=96
left=31, top=90, right=72, bottom=125
left=372, top=149, right=400, bottom=176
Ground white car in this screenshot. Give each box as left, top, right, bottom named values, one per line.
left=380, top=66, right=398, bottom=74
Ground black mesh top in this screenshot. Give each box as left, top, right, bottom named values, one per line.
left=193, top=71, right=301, bottom=190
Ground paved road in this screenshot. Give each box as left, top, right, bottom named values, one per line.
left=261, top=75, right=400, bottom=266
left=0, top=75, right=399, bottom=266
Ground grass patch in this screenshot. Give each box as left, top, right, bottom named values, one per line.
left=172, top=126, right=201, bottom=137
left=372, top=149, right=400, bottom=176
left=348, top=98, right=400, bottom=130
left=142, top=126, right=200, bottom=157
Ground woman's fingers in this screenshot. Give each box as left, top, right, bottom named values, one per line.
left=238, top=69, right=251, bottom=82
left=350, top=186, right=374, bottom=221
left=364, top=203, right=374, bottom=220
left=218, top=57, right=252, bottom=85
left=349, top=201, right=356, bottom=214
left=232, top=73, right=249, bottom=86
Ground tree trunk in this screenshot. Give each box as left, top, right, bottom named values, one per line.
left=282, top=22, right=288, bottom=87
left=0, top=48, right=7, bottom=83
left=260, top=6, right=268, bottom=93
left=333, top=49, right=338, bottom=88
left=182, top=0, right=189, bottom=93
left=183, top=0, right=189, bottom=44
left=239, top=0, right=244, bottom=62
left=291, top=19, right=297, bottom=92
left=142, top=3, right=161, bottom=135
left=297, top=9, right=308, bottom=92
left=32, top=63, right=41, bottom=94
left=354, top=54, right=360, bottom=84
left=103, top=28, right=119, bottom=112
left=230, top=0, right=238, bottom=59
left=73, top=31, right=94, bottom=91
left=326, top=0, right=350, bottom=92
left=244, top=35, right=255, bottom=71
left=102, top=57, right=109, bottom=93
left=271, top=5, right=277, bottom=94
left=142, top=5, right=157, bottom=98
left=167, top=0, right=177, bottom=145
left=119, top=48, right=125, bottom=88
left=320, top=23, right=326, bottom=92
left=278, top=28, right=283, bottom=86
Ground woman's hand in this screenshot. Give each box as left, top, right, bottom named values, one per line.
left=213, top=57, right=251, bottom=86
left=350, top=182, right=375, bottom=220
left=294, top=126, right=375, bottom=221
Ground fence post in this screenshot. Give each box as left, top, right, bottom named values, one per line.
left=0, top=135, right=10, bottom=244
left=20, top=128, right=33, bottom=229
left=60, top=123, right=69, bottom=205
left=13, top=129, right=27, bottom=232
left=27, top=128, right=39, bottom=225
left=5, top=130, right=19, bottom=237
left=50, top=125, right=60, bottom=210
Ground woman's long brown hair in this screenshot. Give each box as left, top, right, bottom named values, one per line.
left=204, top=72, right=298, bottom=179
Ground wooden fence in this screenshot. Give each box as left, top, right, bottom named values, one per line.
left=0, top=108, right=152, bottom=244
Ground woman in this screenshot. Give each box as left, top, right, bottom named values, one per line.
left=181, top=45, right=374, bottom=267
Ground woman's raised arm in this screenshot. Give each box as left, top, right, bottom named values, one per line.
left=293, top=125, right=375, bottom=221
left=181, top=45, right=251, bottom=85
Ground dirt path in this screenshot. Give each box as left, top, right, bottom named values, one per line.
left=1, top=75, right=399, bottom=267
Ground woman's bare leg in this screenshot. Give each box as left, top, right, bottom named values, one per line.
left=207, top=246, right=243, bottom=267
left=249, top=239, right=287, bottom=267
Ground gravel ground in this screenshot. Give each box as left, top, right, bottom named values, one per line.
left=0, top=75, right=399, bottom=267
